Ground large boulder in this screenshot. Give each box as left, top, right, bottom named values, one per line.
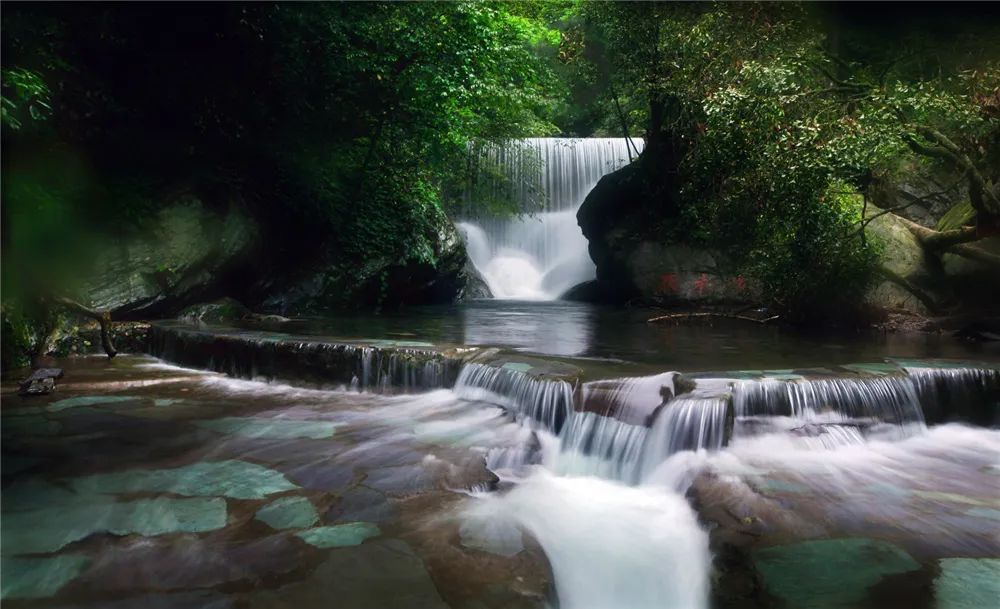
left=577, top=159, right=752, bottom=305
left=262, top=220, right=487, bottom=314
left=85, top=195, right=256, bottom=318
left=862, top=207, right=937, bottom=315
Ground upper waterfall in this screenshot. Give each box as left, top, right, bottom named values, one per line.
left=458, top=138, right=643, bottom=300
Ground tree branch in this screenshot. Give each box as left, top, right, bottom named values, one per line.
left=51, top=296, right=117, bottom=358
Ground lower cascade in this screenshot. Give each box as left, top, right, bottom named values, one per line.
left=452, top=361, right=999, bottom=609
left=39, top=324, right=1000, bottom=609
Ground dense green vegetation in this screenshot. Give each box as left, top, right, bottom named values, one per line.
left=580, top=2, right=999, bottom=318
left=3, top=2, right=998, bottom=366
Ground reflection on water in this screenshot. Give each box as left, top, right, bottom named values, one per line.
left=269, top=300, right=1000, bottom=370
left=460, top=301, right=593, bottom=356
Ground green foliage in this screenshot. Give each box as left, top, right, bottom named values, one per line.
left=2, top=2, right=562, bottom=311
left=1, top=67, right=51, bottom=131
left=584, top=2, right=998, bottom=318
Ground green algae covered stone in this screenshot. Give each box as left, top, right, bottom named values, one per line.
left=71, top=460, right=297, bottom=499
left=935, top=558, right=1000, bottom=609
left=255, top=496, right=319, bottom=530
left=753, top=538, right=920, bottom=608
left=1, top=554, right=89, bottom=599
left=2, top=497, right=227, bottom=555
left=296, top=522, right=381, bottom=548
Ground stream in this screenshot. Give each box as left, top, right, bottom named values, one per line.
left=2, top=302, right=999, bottom=608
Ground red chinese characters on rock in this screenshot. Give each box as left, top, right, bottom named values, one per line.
left=693, top=273, right=710, bottom=297
left=658, top=273, right=679, bottom=295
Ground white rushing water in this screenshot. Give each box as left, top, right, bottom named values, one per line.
left=459, top=138, right=642, bottom=299
left=452, top=364, right=999, bottom=609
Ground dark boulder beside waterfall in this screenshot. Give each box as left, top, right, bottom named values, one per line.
left=577, top=156, right=752, bottom=306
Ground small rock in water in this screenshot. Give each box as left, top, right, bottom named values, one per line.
left=18, top=377, right=56, bottom=396
left=18, top=368, right=64, bottom=396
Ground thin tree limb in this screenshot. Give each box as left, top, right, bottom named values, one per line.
left=647, top=312, right=780, bottom=325
left=51, top=296, right=117, bottom=358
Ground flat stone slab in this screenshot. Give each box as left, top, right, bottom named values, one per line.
left=326, top=486, right=396, bottom=523
left=2, top=496, right=227, bottom=554
left=255, top=496, right=319, bottom=530
left=70, top=460, right=297, bottom=499
left=78, top=535, right=306, bottom=592
left=196, top=417, right=338, bottom=440
left=1, top=554, right=89, bottom=600
left=935, top=558, right=1000, bottom=609
left=247, top=539, right=448, bottom=609
left=296, top=522, right=381, bottom=548
left=752, top=537, right=920, bottom=608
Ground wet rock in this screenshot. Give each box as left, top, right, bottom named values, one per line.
left=70, top=460, right=297, bottom=499
left=364, top=464, right=438, bottom=494
left=78, top=535, right=305, bottom=592
left=326, top=486, right=396, bottom=523
left=177, top=298, right=250, bottom=325
left=935, top=557, right=1000, bottom=609
left=246, top=539, right=448, bottom=609
left=18, top=367, right=64, bottom=396
left=1, top=554, right=90, bottom=600
left=296, top=522, right=381, bottom=548
left=85, top=196, right=256, bottom=318
left=255, top=496, right=319, bottom=530
left=2, top=496, right=227, bottom=554
left=459, top=517, right=524, bottom=557
left=50, top=591, right=233, bottom=609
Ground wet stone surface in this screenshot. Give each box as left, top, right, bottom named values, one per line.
left=0, top=355, right=552, bottom=608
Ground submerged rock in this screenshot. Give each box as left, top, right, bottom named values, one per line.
left=246, top=539, right=448, bottom=609
left=255, top=496, right=319, bottom=530
left=70, top=460, right=297, bottom=499
left=18, top=367, right=64, bottom=396
left=752, top=538, right=921, bottom=609
left=1, top=554, right=90, bottom=600
left=296, top=522, right=381, bottom=548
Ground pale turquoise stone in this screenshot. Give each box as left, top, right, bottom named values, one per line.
left=296, top=522, right=381, bottom=548
left=501, top=363, right=533, bottom=373
left=913, top=490, right=994, bottom=506
left=1, top=554, right=89, bottom=599
left=71, top=460, right=297, bottom=499
left=153, top=399, right=183, bottom=407
left=966, top=507, right=1000, bottom=521
left=47, top=395, right=139, bottom=412
left=255, top=496, right=319, bottom=530
left=936, top=558, right=1000, bottom=609
left=753, top=538, right=920, bottom=608
left=196, top=417, right=338, bottom=440
left=2, top=497, right=226, bottom=554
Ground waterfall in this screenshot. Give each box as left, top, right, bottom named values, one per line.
left=458, top=138, right=643, bottom=299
